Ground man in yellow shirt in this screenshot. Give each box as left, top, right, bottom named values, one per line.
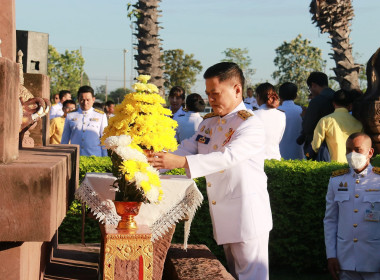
left=49, top=100, right=76, bottom=144
left=311, top=90, right=363, bottom=163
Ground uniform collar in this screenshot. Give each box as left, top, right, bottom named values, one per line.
left=259, top=104, right=271, bottom=110
left=220, top=101, right=247, bottom=120
left=334, top=107, right=349, bottom=113
left=351, top=163, right=373, bottom=177
left=78, top=107, right=94, bottom=114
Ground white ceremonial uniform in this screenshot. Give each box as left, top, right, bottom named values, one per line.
left=255, top=104, right=286, bottom=160
left=175, top=111, right=203, bottom=143
left=324, top=165, right=380, bottom=279
left=278, top=100, right=304, bottom=160
left=175, top=102, right=272, bottom=280
left=244, top=96, right=258, bottom=110
left=61, top=107, right=108, bottom=157
left=49, top=102, right=64, bottom=119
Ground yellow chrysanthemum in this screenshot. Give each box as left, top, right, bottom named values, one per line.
left=136, top=75, right=151, bottom=84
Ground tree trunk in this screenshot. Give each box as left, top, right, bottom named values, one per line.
left=133, top=0, right=165, bottom=96
left=310, top=0, right=360, bottom=91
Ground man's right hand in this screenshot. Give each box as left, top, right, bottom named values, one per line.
left=327, top=258, right=340, bottom=280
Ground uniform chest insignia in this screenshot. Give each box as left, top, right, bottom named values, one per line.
left=94, top=108, right=105, bottom=114
left=344, top=182, right=348, bottom=187
left=90, top=118, right=99, bottom=122
left=205, top=128, right=210, bottom=134
left=237, top=110, right=253, bottom=120
left=222, top=128, right=235, bottom=146
left=331, top=168, right=350, bottom=177
left=339, top=182, right=343, bottom=187
left=365, top=189, right=380, bottom=192
left=200, top=125, right=205, bottom=132
left=373, top=167, right=380, bottom=175
left=196, top=134, right=210, bottom=144
left=203, top=112, right=218, bottom=119
left=338, top=188, right=348, bottom=191
left=70, top=118, right=78, bottom=121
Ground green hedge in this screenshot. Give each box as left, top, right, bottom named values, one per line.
left=59, top=155, right=380, bottom=272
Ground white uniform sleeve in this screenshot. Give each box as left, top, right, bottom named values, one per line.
left=186, top=116, right=265, bottom=179
left=60, top=117, right=71, bottom=144
left=323, top=178, right=338, bottom=259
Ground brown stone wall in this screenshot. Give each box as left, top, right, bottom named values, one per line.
left=0, top=0, right=16, bottom=62
left=0, top=145, right=79, bottom=241
left=24, top=73, right=50, bottom=146
left=0, top=57, right=19, bottom=163
left=0, top=241, right=43, bottom=280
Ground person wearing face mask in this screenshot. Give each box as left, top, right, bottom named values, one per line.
left=324, top=132, right=380, bottom=280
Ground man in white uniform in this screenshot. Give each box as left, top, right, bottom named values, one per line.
left=150, top=62, right=272, bottom=280
left=243, top=87, right=258, bottom=110
left=49, top=90, right=71, bottom=119
left=324, top=132, right=380, bottom=280
left=61, top=86, right=108, bottom=156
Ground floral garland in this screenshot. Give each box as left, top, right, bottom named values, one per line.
left=101, top=75, right=178, bottom=203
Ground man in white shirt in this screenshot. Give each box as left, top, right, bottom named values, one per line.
left=49, top=90, right=71, bottom=119
left=278, top=82, right=304, bottom=160
left=243, top=87, right=259, bottom=110
left=149, top=62, right=271, bottom=280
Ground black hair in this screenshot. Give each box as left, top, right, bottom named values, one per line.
left=333, top=89, right=353, bottom=107
left=306, top=72, right=328, bottom=87
left=168, top=86, right=186, bottom=100
left=105, top=100, right=115, bottom=107
left=59, top=90, right=71, bottom=100
left=279, top=82, right=298, bottom=101
left=78, top=85, right=95, bottom=99
left=186, top=93, right=206, bottom=112
left=203, top=62, right=245, bottom=88
left=93, top=102, right=104, bottom=111
left=62, top=99, right=76, bottom=108
left=256, top=82, right=279, bottom=108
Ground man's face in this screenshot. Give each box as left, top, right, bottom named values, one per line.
left=63, top=103, right=76, bottom=117
left=79, top=92, right=95, bottom=111
left=61, top=93, right=72, bottom=103
left=169, top=94, right=184, bottom=112
left=308, top=83, right=319, bottom=98
left=346, top=135, right=374, bottom=161
left=54, top=94, right=60, bottom=104
left=107, top=104, right=115, bottom=114
left=247, top=89, right=253, bottom=98
left=205, top=77, right=242, bottom=117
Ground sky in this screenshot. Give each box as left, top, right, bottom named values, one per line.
left=15, top=0, right=380, bottom=97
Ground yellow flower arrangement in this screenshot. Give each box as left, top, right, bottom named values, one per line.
left=103, top=75, right=178, bottom=203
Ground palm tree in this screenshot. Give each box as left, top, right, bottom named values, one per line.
left=131, top=0, right=165, bottom=96
left=310, top=0, right=361, bottom=91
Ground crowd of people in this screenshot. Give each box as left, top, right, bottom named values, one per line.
left=49, top=63, right=379, bottom=280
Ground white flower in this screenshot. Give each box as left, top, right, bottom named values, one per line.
left=104, top=135, right=132, bottom=150
left=134, top=172, right=149, bottom=186
left=145, top=186, right=160, bottom=203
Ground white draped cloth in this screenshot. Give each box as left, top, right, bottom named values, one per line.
left=75, top=173, right=203, bottom=248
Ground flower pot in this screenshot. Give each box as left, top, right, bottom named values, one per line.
left=113, top=201, right=142, bottom=230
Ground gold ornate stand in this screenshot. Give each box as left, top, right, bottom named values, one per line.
left=102, top=225, right=153, bottom=280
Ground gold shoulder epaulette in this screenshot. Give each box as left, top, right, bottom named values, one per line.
left=373, top=167, right=380, bottom=175
left=203, top=112, right=218, bottom=119
left=331, top=168, right=350, bottom=177
left=94, top=108, right=105, bottom=114
left=69, top=109, right=78, bottom=113
left=237, top=110, right=253, bottom=120
left=183, top=108, right=188, bottom=112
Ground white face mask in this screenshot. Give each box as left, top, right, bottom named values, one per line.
left=346, top=151, right=368, bottom=170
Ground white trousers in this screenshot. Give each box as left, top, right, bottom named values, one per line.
left=223, top=233, right=269, bottom=280
left=340, top=270, right=380, bottom=280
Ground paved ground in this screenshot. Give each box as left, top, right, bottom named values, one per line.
left=44, top=243, right=100, bottom=280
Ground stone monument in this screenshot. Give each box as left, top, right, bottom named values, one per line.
left=0, top=1, right=79, bottom=279
left=353, top=48, right=380, bottom=154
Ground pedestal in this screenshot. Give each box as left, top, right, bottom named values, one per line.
left=103, top=225, right=153, bottom=280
